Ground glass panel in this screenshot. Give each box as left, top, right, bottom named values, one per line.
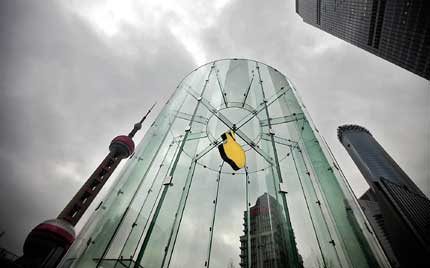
left=62, top=59, right=390, bottom=268
left=62, top=93, right=183, bottom=267
left=223, top=59, right=250, bottom=104
left=167, top=162, right=220, bottom=267
left=117, top=140, right=180, bottom=260
left=133, top=65, right=216, bottom=267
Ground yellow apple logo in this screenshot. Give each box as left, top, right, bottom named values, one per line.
left=218, top=131, right=246, bottom=170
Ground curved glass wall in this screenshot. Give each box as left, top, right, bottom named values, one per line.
left=60, top=59, right=390, bottom=268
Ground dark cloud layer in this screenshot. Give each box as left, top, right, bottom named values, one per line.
left=0, top=0, right=194, bottom=253
left=0, top=0, right=428, bottom=256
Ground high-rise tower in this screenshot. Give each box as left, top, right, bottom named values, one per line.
left=60, top=59, right=390, bottom=268
left=12, top=106, right=154, bottom=268
left=239, top=193, right=303, bottom=267
left=338, top=124, right=430, bottom=267
left=296, top=0, right=430, bottom=80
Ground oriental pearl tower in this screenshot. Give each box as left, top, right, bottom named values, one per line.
left=14, top=104, right=155, bottom=268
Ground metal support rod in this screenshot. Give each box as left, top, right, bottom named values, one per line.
left=236, top=86, right=290, bottom=130
left=241, top=74, right=254, bottom=107
left=245, top=167, right=251, bottom=268
left=117, top=141, right=178, bottom=260
left=204, top=162, right=224, bottom=268
left=133, top=63, right=215, bottom=268
left=295, top=133, right=345, bottom=267
left=132, top=133, right=189, bottom=268
left=184, top=87, right=274, bottom=165
left=163, top=160, right=198, bottom=267
left=214, top=63, right=228, bottom=108
left=255, top=62, right=299, bottom=268
left=128, top=97, right=188, bottom=261
left=96, top=132, right=170, bottom=267
left=321, top=136, right=392, bottom=267
left=290, top=146, right=328, bottom=267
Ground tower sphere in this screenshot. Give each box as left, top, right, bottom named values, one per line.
left=109, top=135, right=135, bottom=158
left=23, top=219, right=75, bottom=258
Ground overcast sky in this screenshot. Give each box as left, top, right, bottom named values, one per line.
left=0, top=0, right=428, bottom=255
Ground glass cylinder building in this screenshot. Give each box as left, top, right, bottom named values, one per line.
left=60, top=59, right=390, bottom=268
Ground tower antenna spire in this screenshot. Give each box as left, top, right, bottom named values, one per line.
left=16, top=104, right=157, bottom=268
left=128, top=102, right=156, bottom=138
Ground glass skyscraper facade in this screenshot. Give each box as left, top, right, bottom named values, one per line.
left=60, top=59, right=390, bottom=268
left=296, top=0, right=430, bottom=80
left=338, top=125, right=430, bottom=267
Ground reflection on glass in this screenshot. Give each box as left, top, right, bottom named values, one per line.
left=60, top=59, right=391, bottom=268
left=240, top=193, right=303, bottom=268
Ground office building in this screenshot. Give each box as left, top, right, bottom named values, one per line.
left=239, top=193, right=303, bottom=267
left=338, top=124, right=430, bottom=267
left=358, top=190, right=400, bottom=267
left=296, top=0, right=430, bottom=79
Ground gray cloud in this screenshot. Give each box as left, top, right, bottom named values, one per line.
left=0, top=0, right=194, bottom=253
left=199, top=0, right=429, bottom=196
left=0, top=0, right=428, bottom=261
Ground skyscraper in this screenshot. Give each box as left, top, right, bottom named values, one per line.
left=239, top=193, right=303, bottom=268
left=358, top=190, right=400, bottom=268
left=338, top=124, right=430, bottom=267
left=59, top=59, right=390, bottom=268
left=296, top=0, right=430, bottom=80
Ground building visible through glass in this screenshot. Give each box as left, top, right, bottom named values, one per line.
left=58, top=59, right=391, bottom=268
